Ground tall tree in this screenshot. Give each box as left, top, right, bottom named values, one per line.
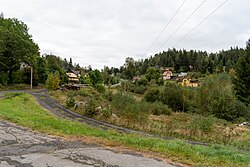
left=233, top=39, right=250, bottom=104
left=0, top=17, right=39, bottom=84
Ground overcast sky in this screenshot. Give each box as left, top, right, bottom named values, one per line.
left=1, top=0, right=250, bottom=69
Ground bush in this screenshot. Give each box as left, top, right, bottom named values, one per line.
left=137, top=77, right=148, bottom=86
left=144, top=87, right=160, bottom=102
left=111, top=93, right=135, bottom=110
left=121, top=102, right=149, bottom=125
left=0, top=84, right=4, bottom=90
left=102, top=107, right=112, bottom=118
left=95, top=84, right=105, bottom=93
left=133, top=85, right=147, bottom=94
left=149, top=101, right=172, bottom=115
left=66, top=96, right=75, bottom=108
left=45, top=72, right=60, bottom=90
left=85, top=98, right=98, bottom=117
left=0, top=73, right=8, bottom=86
left=194, top=74, right=249, bottom=121
left=77, top=89, right=92, bottom=97
left=160, top=82, right=183, bottom=111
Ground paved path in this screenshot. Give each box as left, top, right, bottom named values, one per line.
left=0, top=121, right=175, bottom=167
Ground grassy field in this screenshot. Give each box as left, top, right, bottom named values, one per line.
left=0, top=92, right=249, bottom=166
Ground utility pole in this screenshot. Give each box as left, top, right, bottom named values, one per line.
left=30, top=66, right=33, bottom=90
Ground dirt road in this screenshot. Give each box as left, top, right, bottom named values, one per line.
left=0, top=121, right=174, bottom=167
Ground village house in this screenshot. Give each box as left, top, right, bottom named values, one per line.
left=162, top=68, right=173, bottom=80
left=178, top=72, right=188, bottom=78
left=178, top=78, right=199, bottom=87
left=66, top=69, right=81, bottom=83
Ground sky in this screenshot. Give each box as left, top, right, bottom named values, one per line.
left=1, top=0, right=250, bottom=69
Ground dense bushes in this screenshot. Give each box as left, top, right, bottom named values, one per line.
left=45, top=73, right=60, bottom=90
left=194, top=74, right=248, bottom=121
left=144, top=87, right=160, bottom=102
left=143, top=74, right=249, bottom=122
left=160, top=82, right=184, bottom=111
left=149, top=101, right=172, bottom=115
left=111, top=93, right=172, bottom=125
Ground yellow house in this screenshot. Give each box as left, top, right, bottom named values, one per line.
left=180, top=79, right=199, bottom=87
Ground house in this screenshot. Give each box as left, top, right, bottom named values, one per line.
left=162, top=68, right=173, bottom=80
left=178, top=78, right=199, bottom=87
left=178, top=72, right=188, bottom=78
left=66, top=69, right=81, bottom=83
left=132, top=76, right=141, bottom=82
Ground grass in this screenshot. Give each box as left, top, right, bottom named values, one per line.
left=0, top=93, right=249, bottom=166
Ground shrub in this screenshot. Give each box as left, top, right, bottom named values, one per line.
left=45, top=72, right=60, bottom=90
left=194, top=74, right=249, bottom=121
left=66, top=96, right=75, bottom=108
left=111, top=93, right=135, bottom=110
left=102, top=107, right=112, bottom=118
left=95, top=84, right=105, bottom=93
left=0, top=84, right=4, bottom=90
left=0, top=73, right=8, bottom=86
left=84, top=98, right=98, bottom=117
left=144, top=87, right=160, bottom=102
left=105, top=89, right=113, bottom=102
left=121, top=102, right=149, bottom=125
left=160, top=82, right=183, bottom=111
left=133, top=85, right=147, bottom=94
left=149, top=101, right=172, bottom=115
left=77, top=89, right=92, bottom=97
left=137, top=77, right=148, bottom=86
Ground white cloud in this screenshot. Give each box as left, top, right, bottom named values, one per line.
left=1, top=0, right=250, bottom=69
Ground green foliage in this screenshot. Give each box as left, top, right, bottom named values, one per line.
left=137, top=77, right=148, bottom=86
left=45, top=72, right=61, bottom=90
left=111, top=92, right=135, bottom=110
left=144, top=87, right=160, bottom=102
left=194, top=74, right=248, bottom=121
left=133, top=85, right=147, bottom=94
left=160, top=82, right=184, bottom=111
left=95, top=84, right=105, bottom=93
left=145, top=67, right=160, bottom=82
left=128, top=84, right=147, bottom=94
left=0, top=72, right=8, bottom=86
left=121, top=102, right=149, bottom=125
left=0, top=17, right=39, bottom=84
left=89, top=69, right=103, bottom=86
left=149, top=101, right=172, bottom=115
left=84, top=98, right=98, bottom=117
left=233, top=39, right=250, bottom=105
left=66, top=96, right=75, bottom=108
left=189, top=115, right=214, bottom=135
left=80, top=75, right=91, bottom=84
left=102, top=107, right=112, bottom=118
left=1, top=93, right=249, bottom=166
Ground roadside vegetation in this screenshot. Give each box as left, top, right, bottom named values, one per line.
left=51, top=74, right=250, bottom=149
left=0, top=93, right=249, bottom=167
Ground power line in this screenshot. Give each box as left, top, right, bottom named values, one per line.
left=174, top=0, right=229, bottom=46
left=144, top=0, right=186, bottom=56
left=155, top=0, right=207, bottom=53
